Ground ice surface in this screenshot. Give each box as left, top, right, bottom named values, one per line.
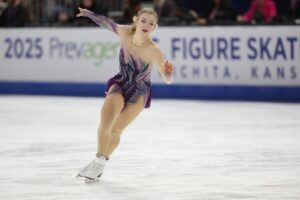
left=0, top=95, right=300, bottom=200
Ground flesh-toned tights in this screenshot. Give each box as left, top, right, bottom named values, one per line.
left=97, top=85, right=144, bottom=157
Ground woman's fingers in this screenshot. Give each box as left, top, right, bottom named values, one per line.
left=76, top=7, right=84, bottom=17
left=164, top=62, right=173, bottom=74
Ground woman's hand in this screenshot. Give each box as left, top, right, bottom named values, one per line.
left=164, top=61, right=174, bottom=76
left=76, top=7, right=87, bottom=17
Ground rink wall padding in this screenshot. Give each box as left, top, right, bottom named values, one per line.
left=0, top=81, right=299, bottom=102
left=1, top=27, right=300, bottom=102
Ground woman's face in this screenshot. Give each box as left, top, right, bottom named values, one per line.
left=135, top=13, right=157, bottom=35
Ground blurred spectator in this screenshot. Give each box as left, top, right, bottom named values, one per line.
left=95, top=0, right=108, bottom=16
left=197, top=0, right=236, bottom=25
left=74, top=0, right=108, bottom=26
left=273, top=0, right=300, bottom=23
left=237, top=0, right=277, bottom=23
left=154, top=0, right=177, bottom=25
left=123, top=0, right=141, bottom=23
left=176, top=0, right=213, bottom=25
left=47, top=0, right=74, bottom=25
left=0, top=0, right=8, bottom=16
left=275, top=0, right=292, bottom=18
left=229, top=0, right=252, bottom=14
left=0, top=0, right=296, bottom=27
left=0, top=0, right=28, bottom=27
left=25, top=0, right=42, bottom=26
left=56, top=9, right=71, bottom=25
left=291, top=0, right=300, bottom=18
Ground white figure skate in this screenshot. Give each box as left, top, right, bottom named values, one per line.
left=76, top=155, right=107, bottom=184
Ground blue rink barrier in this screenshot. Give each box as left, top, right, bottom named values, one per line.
left=0, top=81, right=299, bottom=102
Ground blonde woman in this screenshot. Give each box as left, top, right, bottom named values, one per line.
left=76, top=7, right=173, bottom=182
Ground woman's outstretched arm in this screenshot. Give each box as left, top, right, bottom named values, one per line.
left=152, top=46, right=174, bottom=84
left=76, top=7, right=119, bottom=34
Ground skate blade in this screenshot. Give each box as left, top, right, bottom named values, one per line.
left=85, top=177, right=99, bottom=184
left=76, top=174, right=85, bottom=179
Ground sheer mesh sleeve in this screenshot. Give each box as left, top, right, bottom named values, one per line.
left=81, top=9, right=118, bottom=34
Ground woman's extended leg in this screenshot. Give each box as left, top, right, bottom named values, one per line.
left=104, top=96, right=144, bottom=157
left=97, top=90, right=124, bottom=157
left=77, top=90, right=124, bottom=180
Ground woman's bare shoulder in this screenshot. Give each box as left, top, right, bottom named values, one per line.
left=117, top=25, right=131, bottom=36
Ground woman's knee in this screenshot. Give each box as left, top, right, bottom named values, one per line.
left=97, top=125, right=107, bottom=135
left=110, top=127, right=124, bottom=137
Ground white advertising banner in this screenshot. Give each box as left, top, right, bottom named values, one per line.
left=0, top=27, right=299, bottom=86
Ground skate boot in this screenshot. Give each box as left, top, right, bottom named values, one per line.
left=77, top=154, right=107, bottom=183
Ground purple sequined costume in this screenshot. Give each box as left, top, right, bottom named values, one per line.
left=84, top=10, right=152, bottom=108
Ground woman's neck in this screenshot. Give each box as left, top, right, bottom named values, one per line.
left=132, top=33, right=151, bottom=47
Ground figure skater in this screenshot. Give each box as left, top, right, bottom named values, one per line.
left=75, top=7, right=174, bottom=182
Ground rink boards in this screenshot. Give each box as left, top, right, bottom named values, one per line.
left=0, top=26, right=299, bottom=101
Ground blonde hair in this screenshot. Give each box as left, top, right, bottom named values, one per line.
left=129, top=8, right=158, bottom=35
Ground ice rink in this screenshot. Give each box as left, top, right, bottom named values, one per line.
left=0, top=95, right=299, bottom=200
